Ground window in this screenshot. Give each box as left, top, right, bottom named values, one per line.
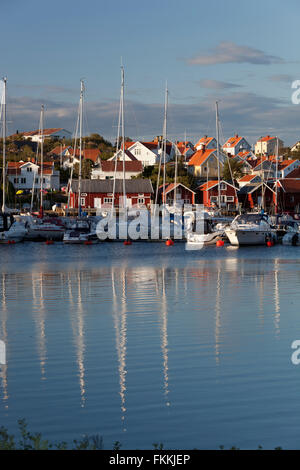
left=27, top=167, right=32, bottom=172
left=227, top=196, right=234, bottom=202
left=21, top=178, right=26, bottom=184
left=14, top=178, right=19, bottom=184
left=138, top=198, right=145, bottom=204
left=80, top=197, right=86, bottom=206
left=104, top=197, right=113, bottom=204
left=210, top=196, right=218, bottom=202
left=135, top=148, right=141, bottom=156
left=220, top=183, right=227, bottom=190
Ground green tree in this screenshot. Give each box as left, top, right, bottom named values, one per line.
left=222, top=159, right=244, bottom=181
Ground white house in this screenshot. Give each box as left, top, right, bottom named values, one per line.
left=223, top=135, right=251, bottom=156
left=7, top=161, right=60, bottom=191
left=195, top=136, right=217, bottom=150
left=278, top=159, right=300, bottom=178
left=22, top=128, right=72, bottom=143
left=91, top=160, right=143, bottom=180
left=110, top=141, right=175, bottom=167
left=254, top=136, right=284, bottom=155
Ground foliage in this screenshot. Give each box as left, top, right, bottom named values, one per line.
left=222, top=159, right=244, bottom=181
left=136, top=162, right=196, bottom=193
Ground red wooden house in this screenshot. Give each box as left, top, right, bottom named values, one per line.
left=69, top=179, right=153, bottom=210
left=159, top=182, right=195, bottom=205
left=197, top=180, right=238, bottom=211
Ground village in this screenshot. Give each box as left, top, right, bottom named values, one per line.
left=2, top=128, right=300, bottom=216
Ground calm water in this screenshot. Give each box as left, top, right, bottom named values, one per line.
left=0, top=242, right=300, bottom=449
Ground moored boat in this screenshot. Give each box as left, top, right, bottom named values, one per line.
left=225, top=213, right=276, bottom=246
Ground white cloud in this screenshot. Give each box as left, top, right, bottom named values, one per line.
left=188, top=41, right=285, bottom=66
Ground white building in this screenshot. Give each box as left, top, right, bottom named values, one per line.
left=255, top=136, right=284, bottom=155
left=110, top=141, right=175, bottom=167
left=223, top=135, right=251, bottom=156
left=91, top=160, right=143, bottom=180
left=7, top=161, right=60, bottom=191
left=22, top=128, right=72, bottom=143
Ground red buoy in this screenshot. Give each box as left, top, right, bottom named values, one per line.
left=165, top=239, right=174, bottom=246
left=267, top=240, right=274, bottom=247
left=45, top=240, right=54, bottom=245
left=84, top=240, right=92, bottom=245
left=124, top=240, right=132, bottom=246
left=216, top=240, right=224, bottom=247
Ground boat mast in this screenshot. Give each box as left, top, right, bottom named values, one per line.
left=1, top=77, right=7, bottom=213
left=40, top=104, right=44, bottom=217
left=78, top=79, right=84, bottom=217
left=275, top=136, right=279, bottom=214
left=215, top=101, right=221, bottom=209
left=162, top=82, right=168, bottom=205
left=121, top=66, right=126, bottom=210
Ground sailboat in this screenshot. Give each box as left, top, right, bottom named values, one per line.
left=63, top=80, right=99, bottom=244
left=186, top=101, right=225, bottom=247
left=23, top=105, right=65, bottom=240
left=0, top=77, right=27, bottom=243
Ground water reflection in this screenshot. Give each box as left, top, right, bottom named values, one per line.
left=0, top=254, right=291, bottom=443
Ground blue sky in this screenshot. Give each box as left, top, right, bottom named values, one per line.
left=2, top=0, right=300, bottom=145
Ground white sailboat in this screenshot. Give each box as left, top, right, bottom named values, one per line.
left=0, top=77, right=27, bottom=243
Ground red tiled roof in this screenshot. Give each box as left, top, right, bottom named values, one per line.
left=278, top=160, right=295, bottom=170
left=195, top=136, right=214, bottom=147
left=223, top=135, right=242, bottom=148
left=238, top=174, right=257, bottom=182
left=188, top=148, right=215, bottom=166
left=23, top=128, right=64, bottom=137
left=82, top=148, right=101, bottom=163
left=257, top=135, right=276, bottom=142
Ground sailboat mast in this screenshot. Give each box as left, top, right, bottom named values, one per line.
left=162, top=82, right=168, bottom=205
left=121, top=66, right=126, bottom=209
left=275, top=136, right=279, bottom=214
left=2, top=77, right=7, bottom=213
left=78, top=79, right=84, bottom=216
left=40, top=104, right=44, bottom=215
left=215, top=101, right=221, bottom=209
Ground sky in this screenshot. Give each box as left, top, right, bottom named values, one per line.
left=1, top=0, right=300, bottom=146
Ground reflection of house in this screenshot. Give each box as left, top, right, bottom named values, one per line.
left=255, top=136, right=284, bottom=155
left=187, top=147, right=225, bottom=178
left=91, top=160, right=142, bottom=180
left=223, top=135, right=251, bottom=156
left=159, top=183, right=195, bottom=204
left=69, top=179, right=153, bottom=209
left=197, top=180, right=238, bottom=210
left=7, top=161, right=60, bottom=190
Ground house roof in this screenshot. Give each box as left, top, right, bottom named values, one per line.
left=278, top=160, right=297, bottom=171
left=278, top=179, right=300, bottom=193
left=197, top=180, right=237, bottom=191
left=195, top=136, right=215, bottom=148
left=70, top=178, right=153, bottom=194
left=238, top=174, right=259, bottom=183
left=188, top=148, right=215, bottom=166
left=238, top=182, right=275, bottom=195
left=23, top=128, right=66, bottom=137
left=285, top=168, right=300, bottom=178
left=160, top=182, right=196, bottom=195
left=256, top=135, right=276, bottom=142
left=99, top=160, right=143, bottom=173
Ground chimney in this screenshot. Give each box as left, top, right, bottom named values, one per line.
left=235, top=134, right=238, bottom=139
left=200, top=143, right=206, bottom=152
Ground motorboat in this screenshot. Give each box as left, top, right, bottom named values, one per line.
left=63, top=218, right=99, bottom=244
left=225, top=213, right=277, bottom=246
left=23, top=216, right=65, bottom=241
left=0, top=213, right=28, bottom=243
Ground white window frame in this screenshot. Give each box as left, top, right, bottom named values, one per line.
left=104, top=197, right=113, bottom=204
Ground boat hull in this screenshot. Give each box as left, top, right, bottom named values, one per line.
left=225, top=229, right=275, bottom=246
